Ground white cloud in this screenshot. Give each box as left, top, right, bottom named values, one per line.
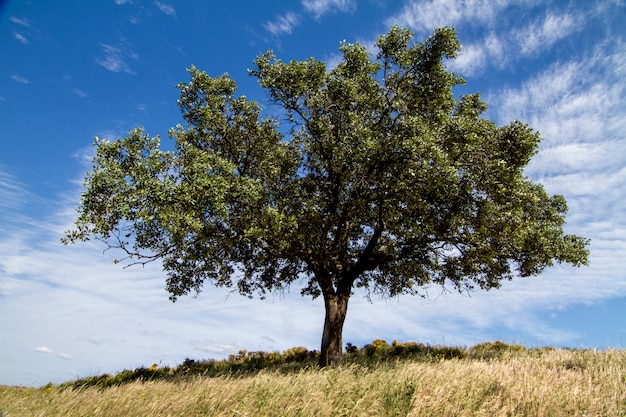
left=265, top=12, right=301, bottom=36
left=13, top=32, right=28, bottom=44
left=528, top=142, right=620, bottom=177
left=480, top=39, right=626, bottom=327
left=35, top=347, right=53, bottom=353
left=448, top=42, right=487, bottom=77
left=514, top=11, right=581, bottom=56
left=155, top=1, right=176, bottom=17
left=11, top=74, right=30, bottom=84
left=9, top=16, right=32, bottom=27
left=72, top=88, right=88, bottom=98
left=387, top=2, right=584, bottom=77
left=302, top=0, right=356, bottom=19
left=450, top=9, right=584, bottom=76
left=324, top=52, right=344, bottom=71
left=57, top=353, right=73, bottom=360
left=96, top=43, right=138, bottom=74
left=387, top=0, right=520, bottom=34
left=538, top=167, right=626, bottom=199
left=491, top=43, right=626, bottom=148
left=0, top=169, right=27, bottom=210
left=483, top=32, right=507, bottom=63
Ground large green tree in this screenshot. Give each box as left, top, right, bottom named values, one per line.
left=64, top=26, right=589, bottom=366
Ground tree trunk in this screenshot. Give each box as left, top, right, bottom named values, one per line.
left=318, top=292, right=349, bottom=367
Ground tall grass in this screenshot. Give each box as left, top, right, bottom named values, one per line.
left=1, top=346, right=625, bottom=416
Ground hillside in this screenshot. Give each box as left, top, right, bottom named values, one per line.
left=1, top=342, right=625, bottom=416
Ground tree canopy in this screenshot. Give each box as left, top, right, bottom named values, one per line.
left=64, top=26, right=589, bottom=365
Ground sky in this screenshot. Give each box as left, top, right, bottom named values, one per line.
left=1, top=0, right=625, bottom=388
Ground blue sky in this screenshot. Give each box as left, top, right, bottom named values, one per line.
left=1, top=0, right=625, bottom=387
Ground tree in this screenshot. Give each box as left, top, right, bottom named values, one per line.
left=64, top=26, right=590, bottom=366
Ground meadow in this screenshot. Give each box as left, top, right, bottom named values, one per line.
left=1, top=341, right=625, bottom=416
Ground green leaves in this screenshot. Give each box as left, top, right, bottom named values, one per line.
left=65, top=26, right=589, bottom=303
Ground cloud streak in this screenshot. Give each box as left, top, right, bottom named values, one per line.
left=96, top=43, right=139, bottom=74
left=155, top=1, right=176, bottom=17
left=265, top=0, right=357, bottom=36
left=302, top=0, right=356, bottom=19
left=0, top=169, right=28, bottom=211
left=9, top=16, right=32, bottom=27
left=387, top=0, right=515, bottom=33
left=13, top=32, right=28, bottom=44
left=265, top=12, right=301, bottom=36
left=10, top=74, right=30, bottom=84
left=388, top=2, right=584, bottom=77
left=514, top=11, right=581, bottom=56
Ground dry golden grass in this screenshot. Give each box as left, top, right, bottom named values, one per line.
left=1, top=348, right=625, bottom=416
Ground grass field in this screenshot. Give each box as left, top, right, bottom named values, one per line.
left=1, top=345, right=625, bottom=416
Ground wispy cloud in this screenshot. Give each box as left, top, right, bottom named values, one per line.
left=483, top=39, right=626, bottom=311
left=448, top=42, right=488, bottom=77
left=13, top=32, right=28, bottom=44
left=446, top=9, right=584, bottom=76
left=57, top=353, right=73, bottom=360
left=96, top=43, right=138, bottom=74
left=491, top=42, right=625, bottom=151
left=385, top=1, right=587, bottom=77
left=0, top=169, right=27, bottom=210
left=11, top=74, right=30, bottom=84
left=264, top=0, right=355, bottom=36
left=72, top=88, right=88, bottom=98
left=9, top=16, right=32, bottom=27
left=155, top=1, right=176, bottom=17
left=387, top=0, right=511, bottom=33
left=514, top=11, right=581, bottom=57
left=302, top=0, right=356, bottom=19
left=265, top=12, right=301, bottom=36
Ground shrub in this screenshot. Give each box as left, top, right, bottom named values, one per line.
left=58, top=339, right=536, bottom=390
left=364, top=339, right=391, bottom=358
left=428, top=345, right=465, bottom=360
left=390, top=340, right=430, bottom=357
left=345, top=342, right=359, bottom=354
left=468, top=341, right=526, bottom=360
left=283, top=346, right=312, bottom=363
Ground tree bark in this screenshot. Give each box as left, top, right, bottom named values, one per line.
left=318, top=291, right=350, bottom=367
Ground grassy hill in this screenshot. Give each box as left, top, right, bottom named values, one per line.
left=1, top=341, right=625, bottom=416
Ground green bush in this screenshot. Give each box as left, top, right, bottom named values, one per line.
left=345, top=342, right=359, bottom=354
left=467, top=341, right=526, bottom=360
left=428, top=345, right=466, bottom=360
left=283, top=346, right=313, bottom=363
left=390, top=340, right=430, bottom=357
left=364, top=339, right=391, bottom=358
left=347, top=339, right=465, bottom=364
left=59, top=339, right=535, bottom=390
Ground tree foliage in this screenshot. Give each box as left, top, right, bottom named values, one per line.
left=64, top=26, right=589, bottom=364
